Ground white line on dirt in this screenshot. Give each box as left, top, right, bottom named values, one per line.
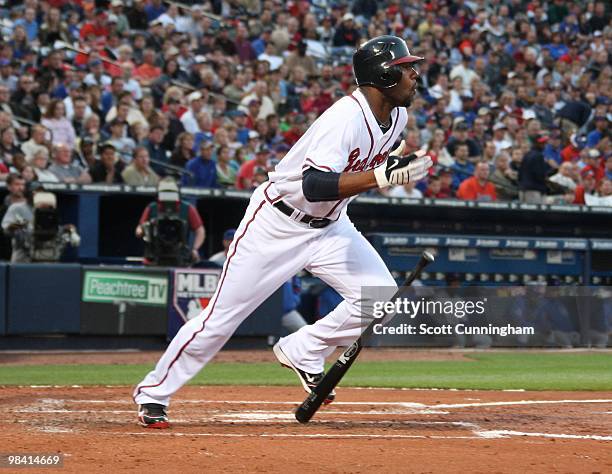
left=65, top=398, right=612, bottom=409
left=104, top=432, right=482, bottom=440
left=434, top=399, right=612, bottom=409
left=475, top=430, right=612, bottom=441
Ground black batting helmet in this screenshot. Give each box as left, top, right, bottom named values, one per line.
left=353, top=35, right=424, bottom=89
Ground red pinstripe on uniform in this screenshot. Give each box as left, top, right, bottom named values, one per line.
left=263, top=182, right=282, bottom=204
left=349, top=94, right=374, bottom=160
left=134, top=199, right=267, bottom=398
left=302, top=158, right=334, bottom=172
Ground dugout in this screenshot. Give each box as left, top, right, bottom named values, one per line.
left=367, top=233, right=592, bottom=286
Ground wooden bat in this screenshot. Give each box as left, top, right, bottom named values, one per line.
left=294, top=251, right=435, bottom=423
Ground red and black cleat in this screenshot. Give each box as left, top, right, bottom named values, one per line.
left=138, top=403, right=170, bottom=429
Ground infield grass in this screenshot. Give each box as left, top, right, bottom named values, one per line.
left=0, top=352, right=611, bottom=391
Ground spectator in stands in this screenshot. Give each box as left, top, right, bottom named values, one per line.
left=161, top=98, right=186, bottom=152
left=519, top=134, right=553, bottom=204
left=76, top=136, right=98, bottom=170
left=492, top=122, right=513, bottom=155
left=424, top=174, right=451, bottom=199
left=107, top=119, right=136, bottom=164
left=284, top=41, right=317, bottom=78
left=70, top=97, right=89, bottom=138
left=39, top=7, right=70, bottom=45
left=30, top=150, right=59, bottom=183
left=143, top=125, right=169, bottom=177
left=449, top=143, right=474, bottom=191
left=2, top=173, right=25, bottom=209
left=446, top=120, right=480, bottom=158
left=577, top=149, right=603, bottom=180
left=241, top=81, right=275, bottom=121
left=170, top=132, right=195, bottom=169
left=388, top=180, right=423, bottom=199
left=457, top=162, right=498, bottom=202
left=572, top=169, right=599, bottom=205
left=490, top=152, right=519, bottom=201
left=223, top=73, right=248, bottom=106
left=332, top=13, right=360, bottom=48
left=561, top=134, right=586, bottom=163
left=21, top=124, right=49, bottom=161
left=236, top=145, right=270, bottom=190
left=41, top=99, right=76, bottom=150
left=101, top=77, right=126, bottom=117
left=48, top=143, right=92, bottom=184
left=0, top=127, right=20, bottom=166
left=180, top=91, right=205, bottom=134
left=216, top=145, right=239, bottom=188
left=543, top=129, right=563, bottom=166
left=121, top=146, right=160, bottom=186
left=10, top=74, right=38, bottom=122
left=182, top=141, right=217, bottom=188
left=587, top=178, right=612, bottom=207
left=84, top=59, right=111, bottom=89
left=548, top=161, right=578, bottom=201
left=106, top=93, right=147, bottom=127
left=90, top=143, right=125, bottom=184
left=135, top=49, right=162, bottom=87
left=587, top=116, right=608, bottom=148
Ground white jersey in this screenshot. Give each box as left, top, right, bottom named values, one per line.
left=267, top=89, right=408, bottom=220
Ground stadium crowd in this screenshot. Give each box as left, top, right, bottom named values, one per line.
left=0, top=0, right=610, bottom=207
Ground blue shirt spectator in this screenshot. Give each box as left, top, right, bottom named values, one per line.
left=144, top=1, right=166, bottom=22
left=142, top=126, right=169, bottom=177
left=193, top=131, right=213, bottom=152
left=14, top=8, right=38, bottom=42
left=182, top=142, right=218, bottom=188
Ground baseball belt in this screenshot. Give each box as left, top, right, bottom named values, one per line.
left=273, top=200, right=332, bottom=229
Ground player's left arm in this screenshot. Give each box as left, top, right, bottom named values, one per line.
left=303, top=141, right=433, bottom=202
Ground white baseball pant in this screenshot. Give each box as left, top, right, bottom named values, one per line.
left=134, top=184, right=396, bottom=406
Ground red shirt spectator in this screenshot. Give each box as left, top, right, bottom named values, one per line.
left=572, top=170, right=598, bottom=204
left=80, top=11, right=109, bottom=42
left=235, top=146, right=270, bottom=190
left=424, top=176, right=451, bottom=198
left=456, top=163, right=497, bottom=201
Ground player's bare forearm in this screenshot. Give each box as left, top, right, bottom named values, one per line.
left=338, top=170, right=378, bottom=198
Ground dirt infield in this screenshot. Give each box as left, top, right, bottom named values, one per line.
left=2, top=385, right=611, bottom=473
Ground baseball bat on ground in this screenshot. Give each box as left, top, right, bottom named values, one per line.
left=294, top=250, right=435, bottom=423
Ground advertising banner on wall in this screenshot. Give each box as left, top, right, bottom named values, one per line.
left=168, top=267, right=284, bottom=340
left=81, top=267, right=169, bottom=335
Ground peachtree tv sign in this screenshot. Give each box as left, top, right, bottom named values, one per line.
left=82, top=271, right=168, bottom=306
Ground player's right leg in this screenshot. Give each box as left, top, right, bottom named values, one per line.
left=133, top=185, right=312, bottom=425
left=275, top=216, right=397, bottom=399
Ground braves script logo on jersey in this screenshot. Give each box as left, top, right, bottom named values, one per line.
left=343, top=148, right=390, bottom=173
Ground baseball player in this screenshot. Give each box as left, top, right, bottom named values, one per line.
left=135, top=35, right=433, bottom=428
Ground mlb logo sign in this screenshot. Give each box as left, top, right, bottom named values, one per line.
left=168, top=268, right=222, bottom=339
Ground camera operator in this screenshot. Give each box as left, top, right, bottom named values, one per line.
left=135, top=177, right=205, bottom=267
left=1, top=182, right=80, bottom=262
left=0, top=173, right=26, bottom=260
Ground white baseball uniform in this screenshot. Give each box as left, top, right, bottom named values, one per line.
left=134, top=89, right=407, bottom=406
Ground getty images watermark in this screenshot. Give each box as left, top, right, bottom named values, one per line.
left=360, top=286, right=612, bottom=348
left=371, top=296, right=534, bottom=337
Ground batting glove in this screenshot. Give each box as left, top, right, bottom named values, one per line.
left=374, top=149, right=433, bottom=188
